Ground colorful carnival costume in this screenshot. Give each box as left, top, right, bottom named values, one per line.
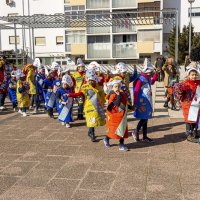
left=162, top=58, right=179, bottom=110
left=16, top=70, right=30, bottom=117
left=103, top=79, right=129, bottom=151
left=0, top=57, right=7, bottom=110
left=173, top=65, right=200, bottom=143
left=132, top=58, right=157, bottom=142
left=56, top=75, right=74, bottom=128
left=72, top=63, right=85, bottom=120
left=69, top=70, right=106, bottom=142
left=8, top=71, right=18, bottom=110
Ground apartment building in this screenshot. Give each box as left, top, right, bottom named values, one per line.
left=1, top=0, right=166, bottom=64
left=65, top=0, right=164, bottom=64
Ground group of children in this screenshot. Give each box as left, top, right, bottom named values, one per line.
left=0, top=55, right=200, bottom=151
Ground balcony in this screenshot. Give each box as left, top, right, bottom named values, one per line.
left=65, top=44, right=71, bottom=52
left=87, top=26, right=110, bottom=34
left=112, top=23, right=136, bottom=33
left=112, top=0, right=137, bottom=8
left=87, top=43, right=111, bottom=59
left=154, top=42, right=162, bottom=53
left=87, top=0, right=110, bottom=9
left=113, top=43, right=137, bottom=58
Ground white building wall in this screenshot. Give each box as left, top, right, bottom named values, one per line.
left=0, top=0, right=65, bottom=61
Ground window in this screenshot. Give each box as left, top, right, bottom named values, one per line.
left=88, top=36, right=110, bottom=43
left=35, top=37, right=46, bottom=46
left=113, top=35, right=137, bottom=43
left=9, top=36, right=20, bottom=44
left=189, top=7, right=200, bottom=17
left=56, top=36, right=64, bottom=45
left=64, top=5, right=85, bottom=19
left=65, top=30, right=86, bottom=44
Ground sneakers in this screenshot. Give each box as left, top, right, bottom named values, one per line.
left=163, top=102, right=168, bottom=108
left=132, top=129, right=140, bottom=142
left=66, top=123, right=71, bottom=128
left=88, top=132, right=96, bottom=142
left=22, top=112, right=27, bottom=117
left=61, top=122, right=66, bottom=126
left=187, top=135, right=198, bottom=143
left=103, top=137, right=111, bottom=148
left=142, top=137, right=154, bottom=143
left=18, top=109, right=23, bottom=114
left=119, top=144, right=129, bottom=151
left=33, top=108, right=38, bottom=113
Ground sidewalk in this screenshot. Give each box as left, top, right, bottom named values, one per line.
left=0, top=78, right=199, bottom=200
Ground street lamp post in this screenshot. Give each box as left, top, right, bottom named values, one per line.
left=188, top=0, right=195, bottom=57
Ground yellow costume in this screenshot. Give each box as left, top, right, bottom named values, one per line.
left=26, top=65, right=36, bottom=95
left=17, top=79, right=30, bottom=108
left=72, top=71, right=85, bottom=92
left=81, top=83, right=106, bottom=127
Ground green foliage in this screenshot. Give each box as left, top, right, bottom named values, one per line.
left=167, top=24, right=199, bottom=64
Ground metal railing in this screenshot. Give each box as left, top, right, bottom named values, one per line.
left=87, top=0, right=110, bottom=9
left=87, top=43, right=111, bottom=58
left=112, top=0, right=137, bottom=8
left=112, top=24, right=136, bottom=33
left=113, top=42, right=137, bottom=58
left=87, top=26, right=110, bottom=34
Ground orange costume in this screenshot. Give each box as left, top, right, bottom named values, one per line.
left=106, top=91, right=128, bottom=139
left=182, top=79, right=200, bottom=123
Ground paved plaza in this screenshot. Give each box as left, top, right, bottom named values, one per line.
left=0, top=81, right=200, bottom=200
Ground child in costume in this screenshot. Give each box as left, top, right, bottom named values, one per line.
left=8, top=71, right=18, bottom=111
left=162, top=57, right=179, bottom=110
left=103, top=78, right=129, bottom=151
left=68, top=70, right=106, bottom=142
left=0, top=57, right=7, bottom=110
left=71, top=63, right=85, bottom=120
left=132, top=58, right=157, bottom=142
left=173, top=64, right=200, bottom=143
left=56, top=75, right=74, bottom=128
left=35, top=66, right=46, bottom=112
left=43, top=72, right=55, bottom=118
left=16, top=70, right=30, bottom=117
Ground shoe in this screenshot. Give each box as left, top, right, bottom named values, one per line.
left=61, top=122, right=66, bottom=126
left=33, top=108, right=38, bottom=113
left=119, top=144, right=129, bottom=151
left=142, top=137, right=154, bottom=143
left=103, top=138, right=111, bottom=148
left=88, top=132, right=96, bottom=142
left=163, top=102, right=168, bottom=108
left=0, top=106, right=5, bottom=110
left=18, top=109, right=23, bottom=114
left=66, top=123, right=71, bottom=128
left=132, top=129, right=140, bottom=142
left=187, top=135, right=198, bottom=143
left=13, top=108, right=16, bottom=112
left=29, top=106, right=33, bottom=110
left=22, top=112, right=27, bottom=117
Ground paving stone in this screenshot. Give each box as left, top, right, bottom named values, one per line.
left=35, top=156, right=70, bottom=170
left=0, top=161, right=38, bottom=177
left=182, top=184, right=200, bottom=200
left=48, top=145, right=80, bottom=156
left=72, top=190, right=108, bottom=199
left=16, top=169, right=57, bottom=187
left=0, top=154, right=21, bottom=168
left=80, top=172, right=116, bottom=191
left=1, top=186, right=53, bottom=200
left=46, top=179, right=79, bottom=200
left=146, top=192, right=183, bottom=200
left=0, top=176, right=19, bottom=195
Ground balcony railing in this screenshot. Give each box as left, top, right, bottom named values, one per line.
left=87, top=26, right=110, bottom=34
left=87, top=0, right=110, bottom=9
left=87, top=43, right=111, bottom=59
left=112, top=23, right=136, bottom=33
left=113, top=43, right=137, bottom=58
left=154, top=42, right=162, bottom=52
left=112, top=0, right=137, bottom=8
left=65, top=44, right=71, bottom=52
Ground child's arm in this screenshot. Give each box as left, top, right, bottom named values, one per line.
left=151, top=73, right=158, bottom=85
left=133, top=79, right=142, bottom=106
left=129, top=69, right=138, bottom=83
left=67, top=91, right=84, bottom=98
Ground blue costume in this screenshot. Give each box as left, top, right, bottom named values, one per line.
left=8, top=79, right=17, bottom=108
left=35, top=73, right=45, bottom=107
left=134, top=75, right=153, bottom=119
left=56, top=87, right=73, bottom=123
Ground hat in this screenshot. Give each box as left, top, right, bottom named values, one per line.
left=62, top=75, right=73, bottom=87
left=33, top=58, right=41, bottom=68
left=85, top=69, right=98, bottom=82
left=51, top=62, right=59, bottom=70
left=11, top=70, right=17, bottom=77
left=88, top=61, right=100, bottom=72
left=77, top=58, right=85, bottom=66
left=38, top=66, right=45, bottom=72
left=142, top=58, right=154, bottom=73
left=107, top=79, right=122, bottom=87
left=61, top=66, right=70, bottom=74
left=16, top=69, right=25, bottom=79
left=186, top=62, right=200, bottom=75
left=115, top=62, right=128, bottom=73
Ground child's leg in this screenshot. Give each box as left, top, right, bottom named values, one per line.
left=119, top=138, right=128, bottom=151
left=142, top=119, right=154, bottom=142
left=186, top=123, right=198, bottom=143
left=103, top=136, right=110, bottom=148
left=88, top=127, right=95, bottom=142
